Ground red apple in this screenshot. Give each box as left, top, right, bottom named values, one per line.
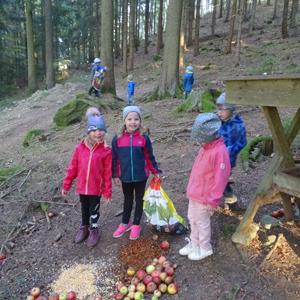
left=136, top=269, right=146, bottom=280
left=153, top=276, right=161, bottom=285
left=118, top=283, right=125, bottom=291
left=165, top=276, right=173, bottom=285
left=151, top=269, right=161, bottom=278
left=160, top=241, right=169, bottom=250
left=131, top=276, right=140, bottom=285
left=160, top=272, right=167, bottom=282
left=279, top=209, right=284, bottom=215
left=162, top=261, right=171, bottom=269
left=159, top=283, right=167, bottom=293
left=49, top=293, right=59, bottom=300
left=143, top=274, right=153, bottom=285
left=136, top=283, right=146, bottom=293
left=30, top=287, right=40, bottom=298
left=115, top=292, right=124, bottom=299
left=127, top=267, right=135, bottom=277
left=147, top=282, right=157, bottom=293
left=66, top=291, right=76, bottom=300
left=168, top=283, right=178, bottom=294
left=165, top=267, right=174, bottom=276
left=128, top=284, right=136, bottom=292
left=155, top=264, right=163, bottom=271
left=158, top=256, right=166, bottom=264
left=27, top=296, right=35, bottom=300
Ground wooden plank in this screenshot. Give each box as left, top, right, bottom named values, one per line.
left=224, top=77, right=300, bottom=107
left=281, top=192, right=293, bottom=222
left=286, top=109, right=300, bottom=146
left=256, top=191, right=282, bottom=206
left=281, top=164, right=300, bottom=177
left=263, top=106, right=295, bottom=169
left=273, top=171, right=300, bottom=198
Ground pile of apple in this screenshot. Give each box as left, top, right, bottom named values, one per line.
left=27, top=288, right=78, bottom=300
left=115, top=255, right=178, bottom=300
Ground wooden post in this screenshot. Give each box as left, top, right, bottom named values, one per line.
left=281, top=192, right=293, bottom=222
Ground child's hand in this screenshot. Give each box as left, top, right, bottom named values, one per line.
left=154, top=174, right=160, bottom=181
left=104, top=197, right=110, bottom=203
left=62, top=189, right=68, bottom=196
left=113, top=178, right=121, bottom=187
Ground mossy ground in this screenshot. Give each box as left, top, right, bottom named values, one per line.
left=23, top=129, right=43, bottom=147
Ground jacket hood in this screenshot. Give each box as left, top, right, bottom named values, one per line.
left=223, top=114, right=244, bottom=124
left=204, top=136, right=225, bottom=150
left=91, top=63, right=96, bottom=67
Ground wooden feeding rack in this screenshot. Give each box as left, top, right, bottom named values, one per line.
left=224, top=74, right=300, bottom=245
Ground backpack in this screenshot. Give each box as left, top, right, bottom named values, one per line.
left=92, top=70, right=104, bottom=91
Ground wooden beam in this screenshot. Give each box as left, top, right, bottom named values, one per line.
left=273, top=171, right=300, bottom=198
left=224, top=75, right=300, bottom=107
left=286, top=109, right=300, bottom=146
left=256, top=191, right=282, bottom=205
left=281, top=192, right=293, bottom=222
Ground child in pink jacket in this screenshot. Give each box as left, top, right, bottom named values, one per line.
left=179, top=113, right=230, bottom=261
left=62, top=107, right=112, bottom=248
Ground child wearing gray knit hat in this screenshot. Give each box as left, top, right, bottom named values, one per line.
left=179, top=112, right=230, bottom=261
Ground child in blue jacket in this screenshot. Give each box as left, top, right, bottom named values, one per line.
left=183, top=66, right=194, bottom=101
left=216, top=93, right=247, bottom=210
left=88, top=58, right=107, bottom=97
left=127, top=74, right=135, bottom=105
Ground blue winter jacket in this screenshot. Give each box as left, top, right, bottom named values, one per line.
left=218, top=114, right=247, bottom=168
left=127, top=81, right=135, bottom=95
left=183, top=72, right=194, bottom=92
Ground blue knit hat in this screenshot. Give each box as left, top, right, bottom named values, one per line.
left=216, top=92, right=236, bottom=111
left=123, top=106, right=142, bottom=121
left=86, top=107, right=107, bottom=133
left=186, top=66, right=193, bottom=72
left=191, top=113, right=221, bottom=143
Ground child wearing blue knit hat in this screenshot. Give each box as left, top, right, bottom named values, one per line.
left=183, top=66, right=194, bottom=101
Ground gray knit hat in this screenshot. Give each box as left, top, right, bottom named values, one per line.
left=123, top=106, right=142, bottom=121
left=127, top=74, right=133, bottom=80
left=186, top=66, right=193, bottom=72
left=191, top=113, right=221, bottom=143
left=216, top=92, right=236, bottom=111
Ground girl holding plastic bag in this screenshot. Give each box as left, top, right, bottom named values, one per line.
left=111, top=106, right=161, bottom=240
left=179, top=113, right=230, bottom=261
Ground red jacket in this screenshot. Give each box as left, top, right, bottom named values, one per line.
left=186, top=137, right=230, bottom=208
left=63, top=139, right=112, bottom=198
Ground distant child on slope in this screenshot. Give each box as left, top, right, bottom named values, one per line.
left=88, top=58, right=107, bottom=98
left=179, top=113, right=230, bottom=260
left=127, top=74, right=135, bottom=105
left=183, top=65, right=194, bottom=101
left=216, top=93, right=247, bottom=210
left=62, top=107, right=112, bottom=248
left=112, top=106, right=161, bottom=240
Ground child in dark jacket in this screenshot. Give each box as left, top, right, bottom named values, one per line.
left=112, top=106, right=161, bottom=240
left=127, top=74, right=135, bottom=105
left=183, top=65, right=194, bottom=101
left=88, top=58, right=107, bottom=97
left=62, top=107, right=112, bottom=247
left=216, top=92, right=247, bottom=210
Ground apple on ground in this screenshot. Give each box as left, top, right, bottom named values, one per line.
left=142, top=275, right=153, bottom=285
left=151, top=296, right=159, bottom=300
left=128, top=284, right=136, bottom=292
left=146, top=265, right=155, bottom=274
left=153, top=258, right=158, bottom=263
left=160, top=241, right=169, bottom=250
left=127, top=267, right=135, bottom=277
left=136, top=270, right=146, bottom=280
left=155, top=264, right=163, bottom=271
left=131, top=276, right=140, bottom=285
left=154, top=290, right=161, bottom=297
left=30, top=287, right=40, bottom=298
left=127, top=291, right=135, bottom=299
left=150, top=261, right=157, bottom=266
left=134, top=291, right=144, bottom=300
left=147, top=282, right=157, bottom=293
left=66, top=291, right=76, bottom=300
left=49, top=293, right=59, bottom=300
left=160, top=272, right=167, bottom=282
left=168, top=283, right=178, bottom=294
left=120, top=286, right=128, bottom=295
left=158, top=283, right=167, bottom=293
left=151, top=270, right=161, bottom=278
left=152, top=235, right=158, bottom=241
left=27, top=296, right=35, bottom=300
left=136, top=283, right=146, bottom=293
left=118, top=283, right=126, bottom=291
left=162, top=261, right=171, bottom=269
left=59, top=293, right=67, bottom=300
left=158, top=256, right=166, bottom=264
left=124, top=297, right=130, bottom=300
left=165, top=267, right=174, bottom=276
left=94, top=298, right=103, bottom=300
left=115, top=292, right=124, bottom=299
left=165, top=276, right=173, bottom=285
left=36, top=297, right=47, bottom=300
left=153, top=276, right=161, bottom=285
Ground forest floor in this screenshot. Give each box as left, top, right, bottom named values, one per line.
left=1, top=4, right=300, bottom=300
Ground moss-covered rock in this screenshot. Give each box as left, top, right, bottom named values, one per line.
left=162, top=91, right=172, bottom=100
left=76, top=93, right=87, bottom=99
left=200, top=92, right=215, bottom=112
left=171, top=94, right=193, bottom=114
left=175, top=84, right=183, bottom=99
left=53, top=99, right=90, bottom=127
left=23, top=129, right=43, bottom=147
left=143, top=86, right=159, bottom=103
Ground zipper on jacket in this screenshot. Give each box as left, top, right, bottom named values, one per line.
left=85, top=144, right=96, bottom=194
left=130, top=133, right=134, bottom=181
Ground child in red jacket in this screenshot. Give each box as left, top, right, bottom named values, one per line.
left=62, top=107, right=112, bottom=247
left=179, top=113, right=230, bottom=261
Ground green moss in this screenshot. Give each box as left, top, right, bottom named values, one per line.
left=143, top=86, right=159, bottom=103
left=171, top=94, right=192, bottom=114
left=213, top=90, right=222, bottom=103
left=175, top=84, right=183, bottom=99
left=0, top=166, right=22, bottom=181
left=23, top=129, right=43, bottom=147
left=179, top=75, right=184, bottom=89
left=240, top=135, right=270, bottom=162
left=42, top=91, right=50, bottom=97
left=53, top=99, right=90, bottom=127
left=76, top=93, right=87, bottom=99
left=153, top=54, right=162, bottom=62
left=162, top=91, right=172, bottom=100
left=201, top=92, right=215, bottom=112
left=202, top=66, right=210, bottom=71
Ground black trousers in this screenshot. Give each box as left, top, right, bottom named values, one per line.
left=122, top=179, right=147, bottom=226
left=223, top=183, right=233, bottom=198
left=79, top=194, right=101, bottom=226
left=88, top=86, right=100, bottom=97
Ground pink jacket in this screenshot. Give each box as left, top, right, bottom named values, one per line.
left=63, top=139, right=112, bottom=198
left=186, top=137, right=230, bottom=208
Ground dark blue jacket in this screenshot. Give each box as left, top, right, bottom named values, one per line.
left=112, top=131, right=161, bottom=182
left=218, top=114, right=247, bottom=168
left=127, top=81, right=135, bottom=95
left=183, top=72, right=194, bottom=92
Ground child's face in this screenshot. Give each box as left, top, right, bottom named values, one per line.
left=186, top=69, right=189, bottom=73
left=197, top=141, right=206, bottom=148
left=217, top=104, right=232, bottom=121
left=124, top=112, right=141, bottom=133
left=88, top=129, right=105, bottom=144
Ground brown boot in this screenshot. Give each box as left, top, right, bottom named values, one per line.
left=75, top=224, right=89, bottom=243
left=87, top=228, right=100, bottom=247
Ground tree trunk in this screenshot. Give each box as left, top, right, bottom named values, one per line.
left=154, top=0, right=157, bottom=35
left=194, top=0, right=201, bottom=57
left=95, top=0, right=100, bottom=58
left=89, top=0, right=94, bottom=62
left=267, top=0, right=271, bottom=5
left=258, top=0, right=261, bottom=5
left=101, top=0, right=116, bottom=92
left=123, top=0, right=128, bottom=72
left=219, top=0, right=223, bottom=18
left=273, top=0, right=278, bottom=19
left=224, top=0, right=231, bottom=22
left=179, top=0, right=186, bottom=68
left=211, top=0, right=218, bottom=37
left=225, top=0, right=237, bottom=54
left=115, top=0, right=120, bottom=58
left=187, top=0, right=195, bottom=46
left=45, top=0, right=55, bottom=89
left=144, top=0, right=149, bottom=54
left=119, top=0, right=123, bottom=60
left=282, top=0, right=289, bottom=39
left=159, top=1, right=183, bottom=98
left=129, top=0, right=135, bottom=70
left=236, top=0, right=245, bottom=62
left=243, top=0, right=248, bottom=21
left=25, top=0, right=38, bottom=92
left=249, top=0, right=257, bottom=35
left=290, top=0, right=299, bottom=28
left=156, top=0, right=163, bottom=54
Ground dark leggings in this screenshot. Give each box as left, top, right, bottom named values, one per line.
left=88, top=86, right=100, bottom=97
left=79, top=194, right=101, bottom=226
left=122, top=179, right=147, bottom=226
left=223, top=183, right=233, bottom=198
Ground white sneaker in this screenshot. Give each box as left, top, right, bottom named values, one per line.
left=188, top=247, right=213, bottom=261
left=179, top=238, right=197, bottom=256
